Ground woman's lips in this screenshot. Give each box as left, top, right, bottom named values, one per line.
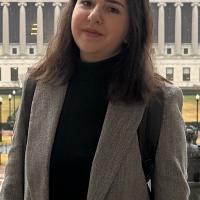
left=82, top=28, right=103, bottom=38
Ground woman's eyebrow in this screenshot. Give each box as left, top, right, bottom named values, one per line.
left=105, top=0, right=125, bottom=8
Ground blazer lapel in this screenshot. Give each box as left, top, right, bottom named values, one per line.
left=87, top=101, right=146, bottom=200
left=26, top=81, right=68, bottom=200
left=26, top=80, right=146, bottom=200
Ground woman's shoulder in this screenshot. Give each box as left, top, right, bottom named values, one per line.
left=152, top=74, right=182, bottom=104
left=23, top=72, right=37, bottom=88
left=21, top=73, right=37, bottom=100
left=160, top=82, right=183, bottom=106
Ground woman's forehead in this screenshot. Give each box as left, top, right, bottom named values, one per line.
left=105, top=0, right=127, bottom=6
left=76, top=0, right=127, bottom=4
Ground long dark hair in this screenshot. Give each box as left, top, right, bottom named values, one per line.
left=30, top=0, right=164, bottom=104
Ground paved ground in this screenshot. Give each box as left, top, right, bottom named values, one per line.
left=0, top=131, right=12, bottom=191
left=0, top=165, right=5, bottom=191
left=0, top=165, right=5, bottom=178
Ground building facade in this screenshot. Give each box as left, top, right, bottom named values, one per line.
left=151, top=0, right=200, bottom=90
left=0, top=0, right=200, bottom=89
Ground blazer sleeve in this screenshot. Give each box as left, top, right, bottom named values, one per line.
left=0, top=75, right=31, bottom=200
left=153, top=86, right=190, bottom=200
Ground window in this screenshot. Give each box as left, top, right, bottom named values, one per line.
left=11, top=67, right=18, bottom=81
left=184, top=48, right=189, bottom=55
left=182, top=4, right=192, bottom=43
left=166, top=67, right=174, bottom=81
left=0, top=68, right=2, bottom=81
left=199, top=68, right=200, bottom=81
left=151, top=48, right=156, bottom=55
left=43, top=3, right=54, bottom=43
left=167, top=48, right=172, bottom=54
left=151, top=3, right=158, bottom=43
left=165, top=3, right=175, bottom=43
left=29, top=48, right=34, bottom=54
left=12, top=48, right=17, bottom=55
left=183, top=67, right=190, bottom=81
left=26, top=3, right=37, bottom=43
left=0, top=6, right=2, bottom=43
left=9, top=3, right=19, bottom=43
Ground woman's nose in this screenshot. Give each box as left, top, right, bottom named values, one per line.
left=87, top=7, right=103, bottom=25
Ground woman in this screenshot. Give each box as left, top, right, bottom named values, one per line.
left=1, top=0, right=189, bottom=199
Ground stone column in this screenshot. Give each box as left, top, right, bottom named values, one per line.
left=1, top=2, right=10, bottom=55
left=53, top=2, right=62, bottom=35
left=35, top=2, right=44, bottom=55
left=191, top=2, right=199, bottom=55
left=174, top=2, right=183, bottom=55
left=157, top=2, right=167, bottom=55
left=18, top=2, right=27, bottom=55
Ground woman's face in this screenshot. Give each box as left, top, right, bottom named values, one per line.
left=71, top=0, right=129, bottom=62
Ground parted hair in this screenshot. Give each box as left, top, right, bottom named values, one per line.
left=30, top=0, right=164, bottom=104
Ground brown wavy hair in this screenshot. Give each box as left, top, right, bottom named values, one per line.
left=30, top=0, right=165, bottom=104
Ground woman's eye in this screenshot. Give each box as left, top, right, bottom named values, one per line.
left=106, top=7, right=120, bottom=14
left=80, top=0, right=92, bottom=7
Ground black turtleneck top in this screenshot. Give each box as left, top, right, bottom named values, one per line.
left=49, top=54, right=120, bottom=200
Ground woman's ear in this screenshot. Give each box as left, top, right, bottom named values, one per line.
left=123, top=33, right=129, bottom=44
left=123, top=37, right=129, bottom=48
left=123, top=39, right=128, bottom=44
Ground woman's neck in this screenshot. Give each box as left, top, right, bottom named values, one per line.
left=80, top=50, right=121, bottom=63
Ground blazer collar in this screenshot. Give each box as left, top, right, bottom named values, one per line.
left=27, top=82, right=146, bottom=200
left=87, top=101, right=146, bottom=200
left=26, top=81, right=68, bottom=200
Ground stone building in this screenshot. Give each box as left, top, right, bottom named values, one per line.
left=0, top=0, right=200, bottom=90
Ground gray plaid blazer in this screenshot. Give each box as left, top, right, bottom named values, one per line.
left=1, top=75, right=190, bottom=200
